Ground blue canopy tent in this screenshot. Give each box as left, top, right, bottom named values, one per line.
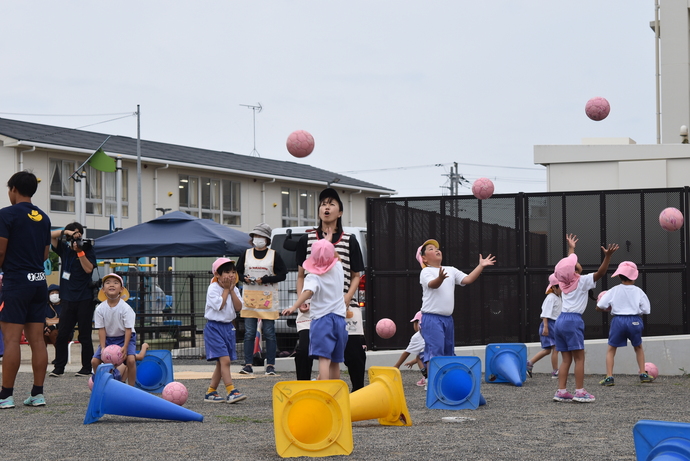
left=94, top=211, right=252, bottom=258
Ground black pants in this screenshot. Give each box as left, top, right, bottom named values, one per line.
left=53, top=299, right=95, bottom=372
left=294, top=329, right=313, bottom=380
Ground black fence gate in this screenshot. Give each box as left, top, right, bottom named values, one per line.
left=365, top=187, right=689, bottom=350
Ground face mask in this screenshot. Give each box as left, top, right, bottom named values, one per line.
left=49, top=293, right=60, bottom=304
left=253, top=237, right=267, bottom=249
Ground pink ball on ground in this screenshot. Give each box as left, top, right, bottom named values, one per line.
left=659, top=207, right=684, bottom=232
left=472, top=177, right=495, bottom=200
left=645, top=362, right=658, bottom=379
left=585, top=97, right=610, bottom=121
left=286, top=130, right=315, bottom=158
left=376, top=318, right=396, bottom=339
left=101, top=344, right=124, bottom=366
left=162, top=381, right=189, bottom=406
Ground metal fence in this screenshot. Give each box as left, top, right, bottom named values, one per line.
left=365, top=187, right=689, bottom=350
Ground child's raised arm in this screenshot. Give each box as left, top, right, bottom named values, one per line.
left=462, top=254, right=496, bottom=285
left=282, top=289, right=313, bottom=316
left=566, top=234, right=578, bottom=255
left=593, top=244, right=619, bottom=282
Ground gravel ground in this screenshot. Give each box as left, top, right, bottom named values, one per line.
left=2, top=359, right=690, bottom=461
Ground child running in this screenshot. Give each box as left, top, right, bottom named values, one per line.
left=596, top=261, right=653, bottom=386
left=282, top=239, right=347, bottom=382
left=91, top=274, right=137, bottom=385
left=527, top=274, right=562, bottom=378
left=553, top=234, right=618, bottom=403
left=393, top=311, right=427, bottom=386
left=203, top=258, right=246, bottom=403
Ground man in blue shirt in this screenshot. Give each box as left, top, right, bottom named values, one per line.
left=0, top=171, right=51, bottom=409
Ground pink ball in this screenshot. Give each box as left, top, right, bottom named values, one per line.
left=645, top=362, right=658, bottom=379
left=659, top=207, right=684, bottom=232
left=597, top=290, right=611, bottom=312
left=162, top=381, right=188, bottom=406
left=376, top=318, right=396, bottom=339
left=472, top=178, right=494, bottom=200
left=101, top=344, right=124, bottom=366
left=585, top=97, right=610, bottom=121
left=286, top=130, right=315, bottom=158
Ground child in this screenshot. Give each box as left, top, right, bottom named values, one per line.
left=282, top=239, right=347, bottom=382
left=416, top=239, right=495, bottom=369
left=596, top=261, right=653, bottom=386
left=393, top=311, right=427, bottom=386
left=553, top=234, right=618, bottom=403
left=527, top=274, right=562, bottom=378
left=204, top=258, right=246, bottom=403
left=91, top=274, right=137, bottom=386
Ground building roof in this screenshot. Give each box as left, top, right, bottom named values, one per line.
left=0, top=117, right=395, bottom=194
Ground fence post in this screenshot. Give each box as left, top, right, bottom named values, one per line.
left=189, top=273, right=196, bottom=347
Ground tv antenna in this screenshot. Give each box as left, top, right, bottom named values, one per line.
left=240, top=102, right=262, bottom=157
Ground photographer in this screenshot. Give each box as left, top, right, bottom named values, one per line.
left=48, top=222, right=97, bottom=377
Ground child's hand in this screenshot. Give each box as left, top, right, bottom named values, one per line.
left=403, top=359, right=416, bottom=368
left=121, top=346, right=127, bottom=358
left=298, top=303, right=310, bottom=313
left=566, top=233, right=578, bottom=250
left=436, top=267, right=448, bottom=282
left=601, top=243, right=619, bottom=257
left=479, top=254, right=496, bottom=267
left=281, top=307, right=296, bottom=316
left=541, top=326, right=549, bottom=336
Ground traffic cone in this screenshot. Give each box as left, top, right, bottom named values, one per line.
left=633, top=420, right=690, bottom=460
left=136, top=349, right=174, bottom=393
left=273, top=379, right=353, bottom=458
left=350, top=366, right=412, bottom=426
left=485, top=343, right=526, bottom=387
left=84, top=364, right=203, bottom=424
left=426, top=356, right=486, bottom=410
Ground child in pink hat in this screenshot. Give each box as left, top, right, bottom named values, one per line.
left=552, top=234, right=618, bottom=403
left=527, top=274, right=562, bottom=379
left=596, top=261, right=653, bottom=386
left=282, top=239, right=347, bottom=381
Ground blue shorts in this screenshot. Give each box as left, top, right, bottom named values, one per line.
left=608, top=315, right=644, bottom=348
left=539, top=319, right=557, bottom=349
left=0, top=283, right=48, bottom=324
left=93, top=334, right=138, bottom=359
left=309, top=313, right=347, bottom=362
left=554, top=312, right=585, bottom=352
left=421, top=312, right=455, bottom=363
left=204, top=320, right=237, bottom=361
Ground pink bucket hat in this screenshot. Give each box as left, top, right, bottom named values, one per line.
left=212, top=257, right=234, bottom=274
left=416, top=239, right=439, bottom=268
left=98, top=273, right=130, bottom=302
left=410, top=311, right=423, bottom=323
left=554, top=254, right=581, bottom=294
left=303, top=239, right=339, bottom=275
left=611, top=261, right=638, bottom=280
left=545, top=273, right=559, bottom=294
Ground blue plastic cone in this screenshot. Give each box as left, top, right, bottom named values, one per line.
left=485, top=343, right=526, bottom=387
left=136, top=349, right=174, bottom=393
left=633, top=420, right=690, bottom=460
left=426, top=356, right=486, bottom=410
left=84, top=364, right=203, bottom=424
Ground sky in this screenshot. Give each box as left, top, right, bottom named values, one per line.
left=0, top=1, right=657, bottom=197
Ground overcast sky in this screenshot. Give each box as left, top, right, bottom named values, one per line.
left=1, top=1, right=657, bottom=197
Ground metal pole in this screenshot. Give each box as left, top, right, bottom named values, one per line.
left=137, top=104, right=142, bottom=224
left=654, top=0, right=661, bottom=144
left=117, top=156, right=123, bottom=230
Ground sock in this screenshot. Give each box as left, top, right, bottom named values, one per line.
left=558, top=389, right=567, bottom=393
left=225, top=384, right=235, bottom=394
left=206, top=387, right=216, bottom=395
left=576, top=388, right=584, bottom=393
left=31, top=385, right=43, bottom=397
left=0, top=387, right=13, bottom=399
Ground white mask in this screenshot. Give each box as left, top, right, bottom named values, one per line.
left=49, top=293, right=60, bottom=304
left=253, top=237, right=267, bottom=249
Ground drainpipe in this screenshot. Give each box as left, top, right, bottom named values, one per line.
left=262, top=178, right=276, bottom=223
left=19, top=146, right=36, bottom=171
left=349, top=190, right=362, bottom=226
left=154, top=164, right=169, bottom=214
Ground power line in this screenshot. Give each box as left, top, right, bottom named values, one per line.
left=339, top=161, right=544, bottom=175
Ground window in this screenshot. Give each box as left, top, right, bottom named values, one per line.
left=179, top=175, right=241, bottom=225
left=50, top=159, right=76, bottom=212
left=105, top=168, right=129, bottom=217
left=281, top=187, right=317, bottom=227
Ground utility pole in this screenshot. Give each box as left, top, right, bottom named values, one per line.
left=240, top=103, right=262, bottom=157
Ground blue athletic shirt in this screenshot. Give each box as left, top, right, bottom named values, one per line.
left=0, top=202, right=51, bottom=287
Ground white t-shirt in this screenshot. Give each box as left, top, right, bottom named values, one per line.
left=420, top=266, right=468, bottom=316
left=302, top=261, right=346, bottom=320
left=205, top=282, right=241, bottom=323
left=405, top=330, right=425, bottom=355
left=560, top=273, right=596, bottom=314
left=540, top=293, right=562, bottom=320
left=94, top=299, right=136, bottom=337
left=597, top=284, right=651, bottom=316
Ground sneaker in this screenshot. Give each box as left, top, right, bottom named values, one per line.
left=416, top=377, right=427, bottom=387
left=640, top=373, right=654, bottom=383
left=75, top=369, right=92, bottom=377
left=226, top=389, right=247, bottom=404
left=573, top=389, right=596, bottom=402
left=553, top=390, right=574, bottom=402
left=0, top=396, right=15, bottom=409
left=265, top=365, right=276, bottom=375
left=551, top=370, right=559, bottom=378
left=424, top=383, right=427, bottom=391
left=526, top=361, right=533, bottom=378
left=49, top=369, right=64, bottom=377
left=239, top=364, right=253, bottom=375
left=23, top=394, right=46, bottom=407
left=599, top=376, right=615, bottom=386
left=204, top=391, right=224, bottom=403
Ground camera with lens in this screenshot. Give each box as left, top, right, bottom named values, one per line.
left=246, top=276, right=257, bottom=285
left=62, top=233, right=95, bottom=250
